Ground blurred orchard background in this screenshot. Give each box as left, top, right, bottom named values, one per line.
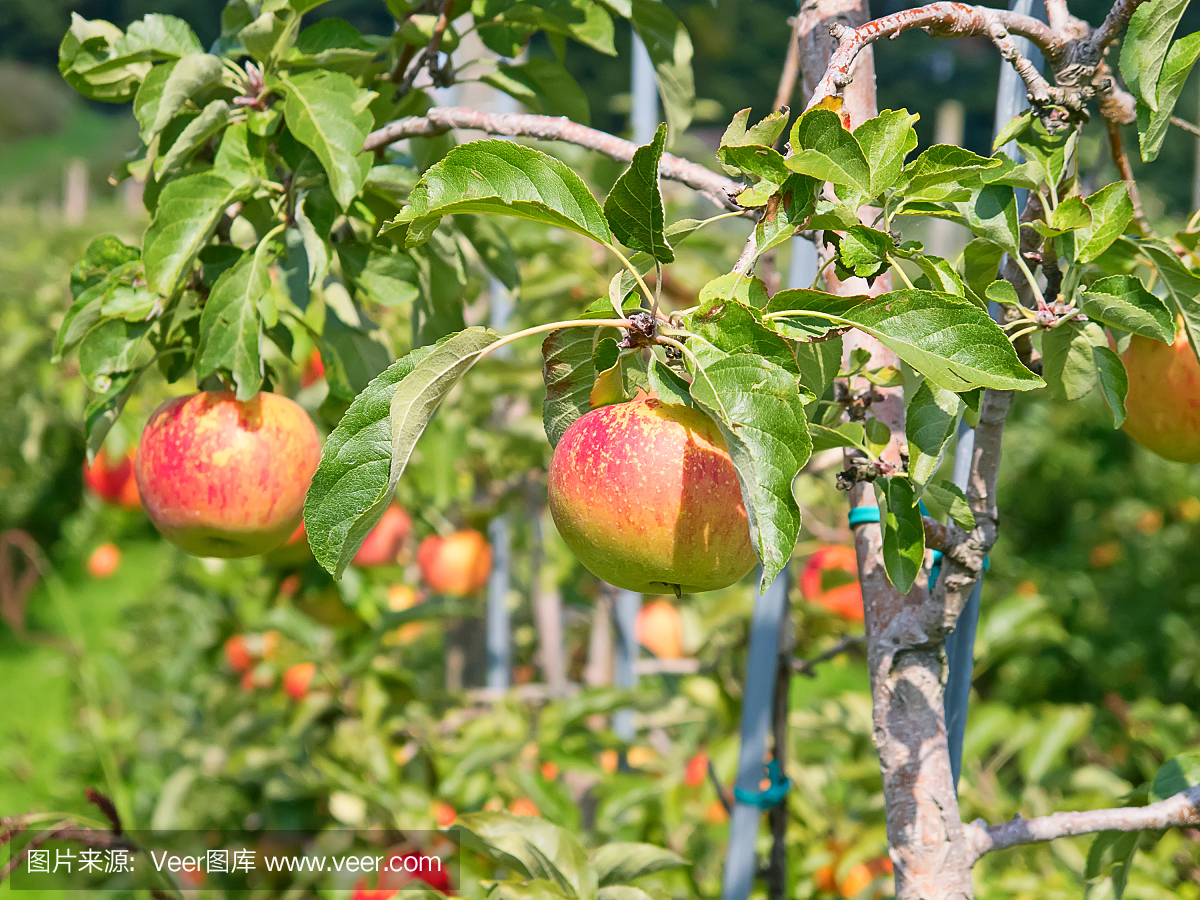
left=7, top=1, right=1200, bottom=899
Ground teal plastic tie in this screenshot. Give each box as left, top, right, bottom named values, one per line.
left=733, top=758, right=791, bottom=809
left=848, top=506, right=880, bottom=527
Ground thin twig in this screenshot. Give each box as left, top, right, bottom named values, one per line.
left=792, top=635, right=866, bottom=677
left=1172, top=116, right=1200, bottom=137
left=364, top=108, right=745, bottom=211
left=772, top=14, right=804, bottom=115
left=707, top=758, right=734, bottom=813
left=1105, top=117, right=1151, bottom=236
left=966, top=784, right=1200, bottom=863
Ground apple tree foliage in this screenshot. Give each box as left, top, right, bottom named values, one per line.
left=54, top=0, right=1200, bottom=598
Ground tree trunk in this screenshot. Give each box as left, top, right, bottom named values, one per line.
left=798, top=2, right=976, bottom=895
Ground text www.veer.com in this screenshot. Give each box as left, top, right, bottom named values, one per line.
left=149, top=851, right=443, bottom=875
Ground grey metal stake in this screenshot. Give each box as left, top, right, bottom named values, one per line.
left=486, top=515, right=512, bottom=690
left=631, top=33, right=658, bottom=144
left=612, top=588, right=641, bottom=740
left=720, top=238, right=814, bottom=900
left=720, top=572, right=789, bottom=900
left=944, top=0, right=1045, bottom=784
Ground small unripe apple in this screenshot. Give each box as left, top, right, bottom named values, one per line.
left=135, top=392, right=321, bottom=558
left=800, top=545, right=863, bottom=622
left=548, top=398, right=757, bottom=595
left=636, top=598, right=684, bottom=658
left=283, top=661, right=316, bottom=700
left=416, top=530, right=492, bottom=596
left=86, top=542, right=121, bottom=578
left=353, top=505, right=412, bottom=567
left=1122, top=331, right=1200, bottom=462
left=83, top=448, right=140, bottom=509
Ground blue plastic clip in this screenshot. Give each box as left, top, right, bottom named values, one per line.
left=928, top=550, right=989, bottom=593
left=733, top=758, right=791, bottom=809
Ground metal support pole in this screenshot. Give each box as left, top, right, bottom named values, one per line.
left=486, top=516, right=512, bottom=690
left=944, top=0, right=1045, bottom=785
left=612, top=588, right=641, bottom=740
left=631, top=34, right=658, bottom=144
left=721, top=572, right=789, bottom=900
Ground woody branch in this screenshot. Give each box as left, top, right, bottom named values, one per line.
left=363, top=108, right=746, bottom=211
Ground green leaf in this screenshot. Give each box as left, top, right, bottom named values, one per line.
left=630, top=0, right=695, bottom=138
left=1139, top=239, right=1200, bottom=356
left=906, top=381, right=961, bottom=491
left=1137, top=32, right=1200, bottom=161
left=953, top=183, right=1019, bottom=257
left=483, top=58, right=591, bottom=124
left=280, top=70, right=374, bottom=209
left=589, top=338, right=628, bottom=407
left=744, top=174, right=821, bottom=258
left=1069, top=182, right=1134, bottom=264
left=809, top=422, right=867, bottom=453
left=195, top=247, right=272, bottom=399
left=58, top=15, right=151, bottom=103
left=456, top=812, right=597, bottom=900
left=688, top=354, right=811, bottom=588
left=1015, top=118, right=1075, bottom=190
left=875, top=476, right=924, bottom=593
left=1032, top=195, right=1092, bottom=237
left=853, top=109, right=919, bottom=196
left=836, top=224, right=894, bottom=280
left=84, top=369, right=144, bottom=462
left=144, top=53, right=226, bottom=143
left=1120, top=0, right=1190, bottom=109
left=590, top=843, right=688, bottom=886
left=295, top=185, right=338, bottom=287
left=992, top=109, right=1033, bottom=150
left=213, top=122, right=270, bottom=186
left=921, top=480, right=975, bottom=531
left=962, top=238, right=1006, bottom=302
left=502, top=0, right=617, bottom=55
left=304, top=328, right=500, bottom=577
left=766, top=288, right=1043, bottom=392
left=156, top=99, right=232, bottom=176
left=541, top=300, right=632, bottom=446
left=411, top=231, right=469, bottom=346
left=1086, top=831, right=1140, bottom=899
left=1079, top=274, right=1175, bottom=342
left=901, top=144, right=1001, bottom=194
left=491, top=881, right=576, bottom=900
left=687, top=296, right=799, bottom=374
left=119, top=13, right=204, bottom=59
left=604, top=124, right=672, bottom=263
left=338, top=244, right=421, bottom=308
left=383, top=141, right=612, bottom=248
left=457, top=214, right=520, bottom=290
left=78, top=320, right=154, bottom=392
left=1093, top=345, right=1129, bottom=429
left=794, top=337, right=842, bottom=399
left=647, top=360, right=693, bottom=406
left=786, top=109, right=870, bottom=192
left=1150, top=750, right=1200, bottom=802
left=1042, top=321, right=1106, bottom=401
left=143, top=172, right=253, bottom=296
left=720, top=107, right=789, bottom=152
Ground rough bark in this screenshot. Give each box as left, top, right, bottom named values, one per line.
left=800, top=3, right=977, bottom=897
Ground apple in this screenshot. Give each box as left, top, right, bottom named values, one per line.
left=800, top=545, right=863, bottom=622
left=508, top=798, right=539, bottom=817
left=540, top=760, right=559, bottom=781
left=416, top=530, right=492, bottom=596
left=283, top=661, right=316, bottom=700
left=430, top=800, right=456, bottom=827
left=224, top=635, right=253, bottom=674
left=636, top=598, right=684, bottom=659
left=86, top=542, right=121, bottom=578
left=135, top=391, right=321, bottom=558
left=300, top=348, right=326, bottom=387
left=83, top=448, right=140, bottom=509
left=353, top=505, right=412, bottom=567
left=684, top=751, right=708, bottom=788
left=1121, top=330, right=1200, bottom=462
left=548, top=398, right=757, bottom=595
